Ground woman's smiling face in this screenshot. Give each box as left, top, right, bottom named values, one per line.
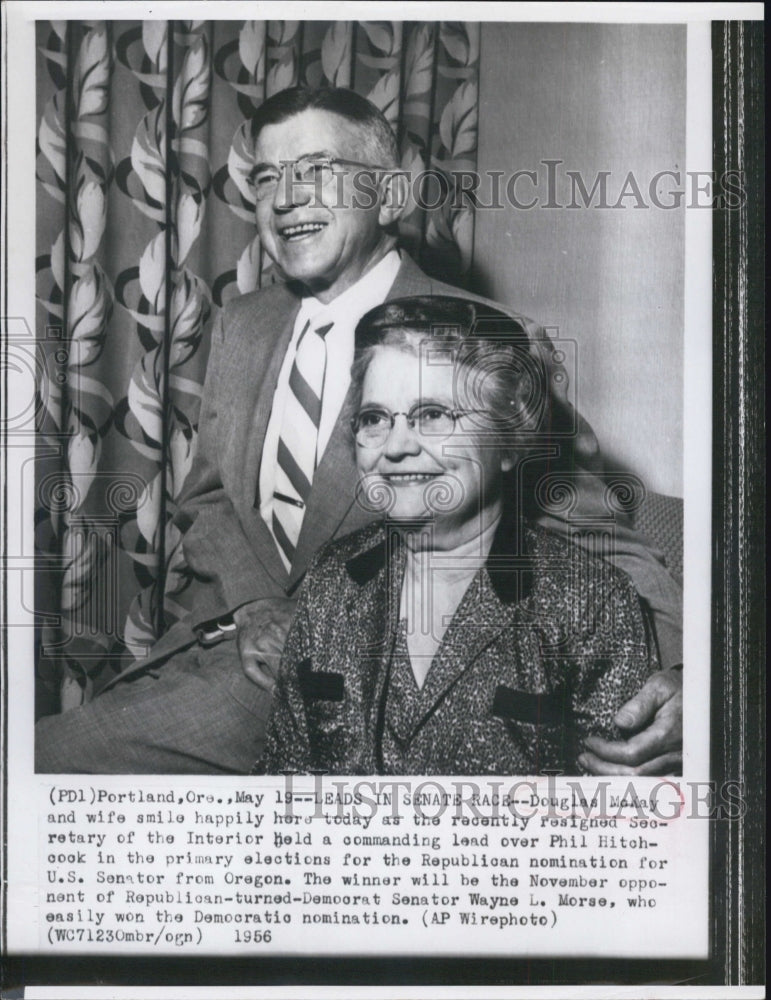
left=355, top=345, right=513, bottom=546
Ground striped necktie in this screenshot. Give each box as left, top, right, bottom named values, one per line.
left=271, top=318, right=333, bottom=569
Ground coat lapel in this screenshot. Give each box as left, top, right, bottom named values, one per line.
left=343, top=525, right=409, bottom=767
left=223, top=286, right=302, bottom=589
left=404, top=571, right=514, bottom=736
left=404, top=516, right=534, bottom=741
left=387, top=252, right=441, bottom=298
left=289, top=384, right=368, bottom=588
left=240, top=296, right=300, bottom=508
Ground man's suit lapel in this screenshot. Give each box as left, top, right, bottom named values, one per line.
left=229, top=291, right=299, bottom=503
left=387, top=252, right=441, bottom=298
left=224, top=286, right=301, bottom=589
left=289, top=386, right=367, bottom=588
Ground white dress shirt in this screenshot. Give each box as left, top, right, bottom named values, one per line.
left=259, top=250, right=401, bottom=543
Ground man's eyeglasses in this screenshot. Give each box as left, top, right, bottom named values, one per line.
left=351, top=403, right=486, bottom=448
left=248, top=155, right=387, bottom=201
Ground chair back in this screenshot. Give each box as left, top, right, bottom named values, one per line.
left=633, top=491, right=683, bottom=585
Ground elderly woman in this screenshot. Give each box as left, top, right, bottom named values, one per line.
left=264, top=296, right=656, bottom=775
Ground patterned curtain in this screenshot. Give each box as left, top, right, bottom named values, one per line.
left=34, top=19, right=481, bottom=714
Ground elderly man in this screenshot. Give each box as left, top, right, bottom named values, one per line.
left=36, top=87, right=683, bottom=775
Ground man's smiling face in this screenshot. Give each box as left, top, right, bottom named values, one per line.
left=253, top=109, right=392, bottom=303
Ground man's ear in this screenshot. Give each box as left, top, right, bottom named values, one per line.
left=378, top=170, right=409, bottom=227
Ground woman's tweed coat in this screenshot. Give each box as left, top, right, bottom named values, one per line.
left=264, top=517, right=657, bottom=775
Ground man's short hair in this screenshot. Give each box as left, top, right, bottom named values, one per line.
left=249, top=87, right=399, bottom=168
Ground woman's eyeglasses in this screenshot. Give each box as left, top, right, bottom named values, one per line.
left=351, top=403, right=485, bottom=448
left=248, top=155, right=387, bottom=201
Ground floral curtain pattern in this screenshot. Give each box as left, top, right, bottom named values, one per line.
left=35, top=19, right=481, bottom=712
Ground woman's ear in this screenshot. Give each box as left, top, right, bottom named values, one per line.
left=378, top=170, right=409, bottom=227
left=500, top=453, right=516, bottom=473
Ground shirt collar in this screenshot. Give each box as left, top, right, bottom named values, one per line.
left=345, top=510, right=534, bottom=605
left=298, top=249, right=401, bottom=329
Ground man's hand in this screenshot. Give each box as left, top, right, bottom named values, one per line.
left=578, top=668, right=683, bottom=775
left=233, top=598, right=297, bottom=692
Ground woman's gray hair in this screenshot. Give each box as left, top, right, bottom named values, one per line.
left=350, top=296, right=549, bottom=456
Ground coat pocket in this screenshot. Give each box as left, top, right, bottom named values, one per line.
left=298, top=659, right=345, bottom=702
left=491, top=685, right=568, bottom=726
left=488, top=685, right=575, bottom=772
left=297, top=658, right=347, bottom=753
